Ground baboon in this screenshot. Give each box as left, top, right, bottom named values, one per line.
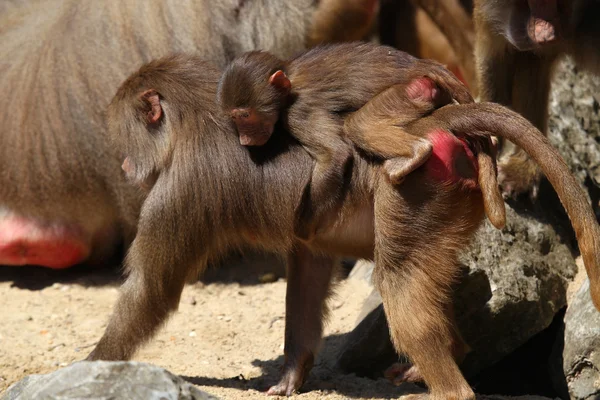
left=88, top=54, right=600, bottom=399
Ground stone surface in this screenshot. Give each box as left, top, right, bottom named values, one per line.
left=547, top=58, right=600, bottom=194
left=557, top=280, right=600, bottom=400
left=1, top=361, right=217, bottom=400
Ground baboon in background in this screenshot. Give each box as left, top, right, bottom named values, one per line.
left=379, top=0, right=477, bottom=92
left=88, top=53, right=600, bottom=399
left=384, top=0, right=600, bottom=199
left=474, top=0, right=600, bottom=197
left=0, top=0, right=377, bottom=268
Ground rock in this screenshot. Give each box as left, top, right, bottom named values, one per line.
left=547, top=58, right=600, bottom=192
left=348, top=259, right=375, bottom=284
left=258, top=272, right=277, bottom=284
left=337, top=289, right=399, bottom=377
left=457, top=207, right=577, bottom=375
left=546, top=58, right=600, bottom=399
left=552, top=279, right=600, bottom=400
left=338, top=205, right=577, bottom=379
left=1, top=361, right=217, bottom=400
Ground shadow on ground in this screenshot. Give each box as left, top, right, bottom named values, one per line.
left=0, top=261, right=123, bottom=290
left=183, top=333, right=423, bottom=399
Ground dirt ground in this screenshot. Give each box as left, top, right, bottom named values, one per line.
left=0, top=255, right=427, bottom=399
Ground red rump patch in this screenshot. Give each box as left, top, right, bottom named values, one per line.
left=0, top=215, right=90, bottom=269
left=425, top=129, right=478, bottom=188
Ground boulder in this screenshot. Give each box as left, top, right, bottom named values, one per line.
left=547, top=58, right=600, bottom=193
left=1, top=361, right=217, bottom=400
left=552, top=279, right=600, bottom=400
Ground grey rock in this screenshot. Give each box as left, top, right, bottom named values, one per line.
left=457, top=207, right=576, bottom=375
left=337, top=288, right=399, bottom=377
left=546, top=58, right=600, bottom=400
left=1, top=361, right=217, bottom=400
left=559, top=280, right=600, bottom=400
left=338, top=205, right=577, bottom=378
left=548, top=58, right=600, bottom=191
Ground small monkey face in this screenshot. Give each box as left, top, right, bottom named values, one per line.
left=230, top=108, right=278, bottom=146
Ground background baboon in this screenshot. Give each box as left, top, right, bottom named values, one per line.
left=89, top=54, right=600, bottom=399
left=0, top=0, right=378, bottom=268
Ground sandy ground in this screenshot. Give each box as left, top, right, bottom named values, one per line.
left=0, top=256, right=428, bottom=399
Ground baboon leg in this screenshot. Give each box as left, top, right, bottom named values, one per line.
left=373, top=179, right=474, bottom=400
left=384, top=302, right=470, bottom=386
left=267, top=244, right=337, bottom=396
left=498, top=52, right=555, bottom=198
left=87, top=238, right=191, bottom=361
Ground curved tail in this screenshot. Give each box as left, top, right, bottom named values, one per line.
left=426, top=102, right=600, bottom=311
left=476, top=140, right=506, bottom=229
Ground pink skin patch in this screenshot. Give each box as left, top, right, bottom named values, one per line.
left=0, top=215, right=90, bottom=269
left=425, top=129, right=478, bottom=189
left=529, top=16, right=556, bottom=43
left=405, top=77, right=439, bottom=103
left=527, top=0, right=558, bottom=44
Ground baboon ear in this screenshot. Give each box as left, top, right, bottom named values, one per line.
left=140, top=89, right=163, bottom=125
left=268, top=70, right=291, bottom=93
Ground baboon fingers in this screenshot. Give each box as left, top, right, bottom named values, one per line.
left=384, top=140, right=434, bottom=184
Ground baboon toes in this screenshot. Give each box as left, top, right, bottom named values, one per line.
left=266, top=368, right=305, bottom=396
left=498, top=153, right=541, bottom=200
left=384, top=362, right=424, bottom=386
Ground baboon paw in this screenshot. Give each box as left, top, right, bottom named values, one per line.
left=383, top=160, right=408, bottom=185
left=384, top=362, right=424, bottom=385
left=266, top=370, right=303, bottom=396
left=498, top=155, right=541, bottom=201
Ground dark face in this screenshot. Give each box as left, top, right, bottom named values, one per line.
left=217, top=52, right=291, bottom=147
left=230, top=107, right=279, bottom=146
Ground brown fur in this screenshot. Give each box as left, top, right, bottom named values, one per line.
left=87, top=54, right=600, bottom=399
left=474, top=0, right=600, bottom=197
left=0, top=0, right=376, bottom=267
left=379, top=0, right=477, bottom=92
left=217, top=43, right=473, bottom=240
left=412, top=0, right=477, bottom=92
left=345, top=84, right=505, bottom=228
left=408, top=102, right=600, bottom=312
left=308, top=0, right=379, bottom=46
